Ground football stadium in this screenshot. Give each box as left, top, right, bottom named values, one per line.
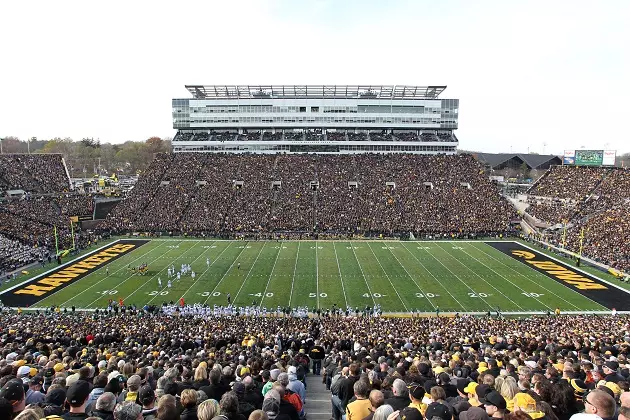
left=1, top=84, right=630, bottom=420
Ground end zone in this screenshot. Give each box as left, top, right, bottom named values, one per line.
left=0, top=239, right=149, bottom=307
left=487, top=241, right=630, bottom=310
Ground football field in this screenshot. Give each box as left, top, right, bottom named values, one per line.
left=2, top=239, right=627, bottom=314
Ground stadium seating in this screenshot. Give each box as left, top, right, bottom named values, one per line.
left=0, top=309, right=628, bottom=420
left=0, top=234, right=50, bottom=274
left=102, top=153, right=517, bottom=237
left=527, top=166, right=630, bottom=272
left=0, top=154, right=70, bottom=194
left=528, top=166, right=609, bottom=200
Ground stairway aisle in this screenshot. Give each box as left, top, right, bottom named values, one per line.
left=304, top=374, right=332, bottom=420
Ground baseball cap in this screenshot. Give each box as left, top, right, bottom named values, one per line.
left=30, top=376, right=44, bottom=387
left=127, top=374, right=142, bottom=389
left=53, top=363, right=65, bottom=372
left=605, top=361, right=619, bottom=371
left=45, top=388, right=66, bottom=406
left=460, top=406, right=490, bottom=420
left=479, top=391, right=506, bottom=410
left=408, top=383, right=426, bottom=400
left=512, top=393, right=537, bottom=411
left=0, top=379, right=25, bottom=403
left=17, top=366, right=31, bottom=377
left=66, top=380, right=90, bottom=406
left=475, top=384, right=491, bottom=399
left=425, top=402, right=451, bottom=420
left=139, top=385, right=155, bottom=405
left=457, top=379, right=471, bottom=394
left=66, top=373, right=80, bottom=388
left=463, top=381, right=478, bottom=394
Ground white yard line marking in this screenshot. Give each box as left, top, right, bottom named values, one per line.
left=399, top=242, right=466, bottom=311
left=57, top=241, right=167, bottom=307
left=459, top=244, right=549, bottom=311
left=473, top=243, right=582, bottom=310
left=259, top=242, right=284, bottom=308
left=349, top=241, right=377, bottom=307
left=233, top=242, right=268, bottom=303
left=384, top=244, right=436, bottom=310
left=202, top=242, right=251, bottom=305
left=365, top=242, right=408, bottom=312
left=84, top=241, right=184, bottom=308
left=142, top=241, right=208, bottom=304
left=433, top=242, right=524, bottom=311
left=288, top=241, right=300, bottom=308
left=179, top=241, right=232, bottom=301
left=419, top=244, right=494, bottom=311
left=315, top=240, right=320, bottom=309
left=332, top=242, right=349, bottom=308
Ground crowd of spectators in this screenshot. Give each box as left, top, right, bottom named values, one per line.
left=0, top=234, right=50, bottom=274
left=0, top=194, right=94, bottom=254
left=526, top=166, right=630, bottom=272
left=528, top=167, right=608, bottom=201
left=102, top=153, right=516, bottom=237
left=1, top=310, right=630, bottom=420
left=562, top=207, right=630, bottom=272
left=526, top=199, right=577, bottom=225
left=0, top=154, right=70, bottom=194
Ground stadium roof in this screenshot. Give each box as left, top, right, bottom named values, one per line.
left=475, top=153, right=562, bottom=170
left=184, top=85, right=447, bottom=100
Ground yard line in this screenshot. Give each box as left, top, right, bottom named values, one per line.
left=472, top=243, right=583, bottom=310
left=399, top=242, right=466, bottom=311
left=179, top=241, right=232, bottom=300
left=419, top=244, right=495, bottom=311
left=233, top=242, right=268, bottom=303
left=458, top=245, right=549, bottom=311
left=315, top=240, right=320, bottom=309
left=349, top=241, right=377, bottom=307
left=288, top=242, right=300, bottom=307
left=59, top=241, right=168, bottom=307
left=143, top=241, right=208, bottom=304
left=366, top=243, right=408, bottom=312
left=83, top=240, right=185, bottom=308
left=202, top=242, right=251, bottom=305
left=259, top=242, right=283, bottom=308
left=383, top=244, right=436, bottom=310
left=332, top=242, right=349, bottom=308
left=433, top=243, right=524, bottom=311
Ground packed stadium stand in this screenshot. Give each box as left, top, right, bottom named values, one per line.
left=0, top=308, right=629, bottom=420
left=0, top=154, right=70, bottom=194
left=103, top=153, right=517, bottom=237
left=525, top=165, right=630, bottom=272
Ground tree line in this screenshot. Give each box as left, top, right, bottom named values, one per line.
left=0, top=136, right=171, bottom=178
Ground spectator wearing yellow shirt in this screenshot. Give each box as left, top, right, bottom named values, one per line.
left=347, top=380, right=372, bottom=420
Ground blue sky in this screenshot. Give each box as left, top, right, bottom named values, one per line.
left=1, top=0, right=628, bottom=155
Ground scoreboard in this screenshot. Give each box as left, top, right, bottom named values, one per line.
left=563, top=150, right=616, bottom=166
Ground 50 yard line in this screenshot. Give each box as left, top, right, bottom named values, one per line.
left=315, top=240, right=320, bottom=309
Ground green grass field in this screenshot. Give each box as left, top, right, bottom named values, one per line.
left=3, top=238, right=624, bottom=314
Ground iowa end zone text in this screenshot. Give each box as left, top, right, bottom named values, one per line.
left=0, top=239, right=148, bottom=307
